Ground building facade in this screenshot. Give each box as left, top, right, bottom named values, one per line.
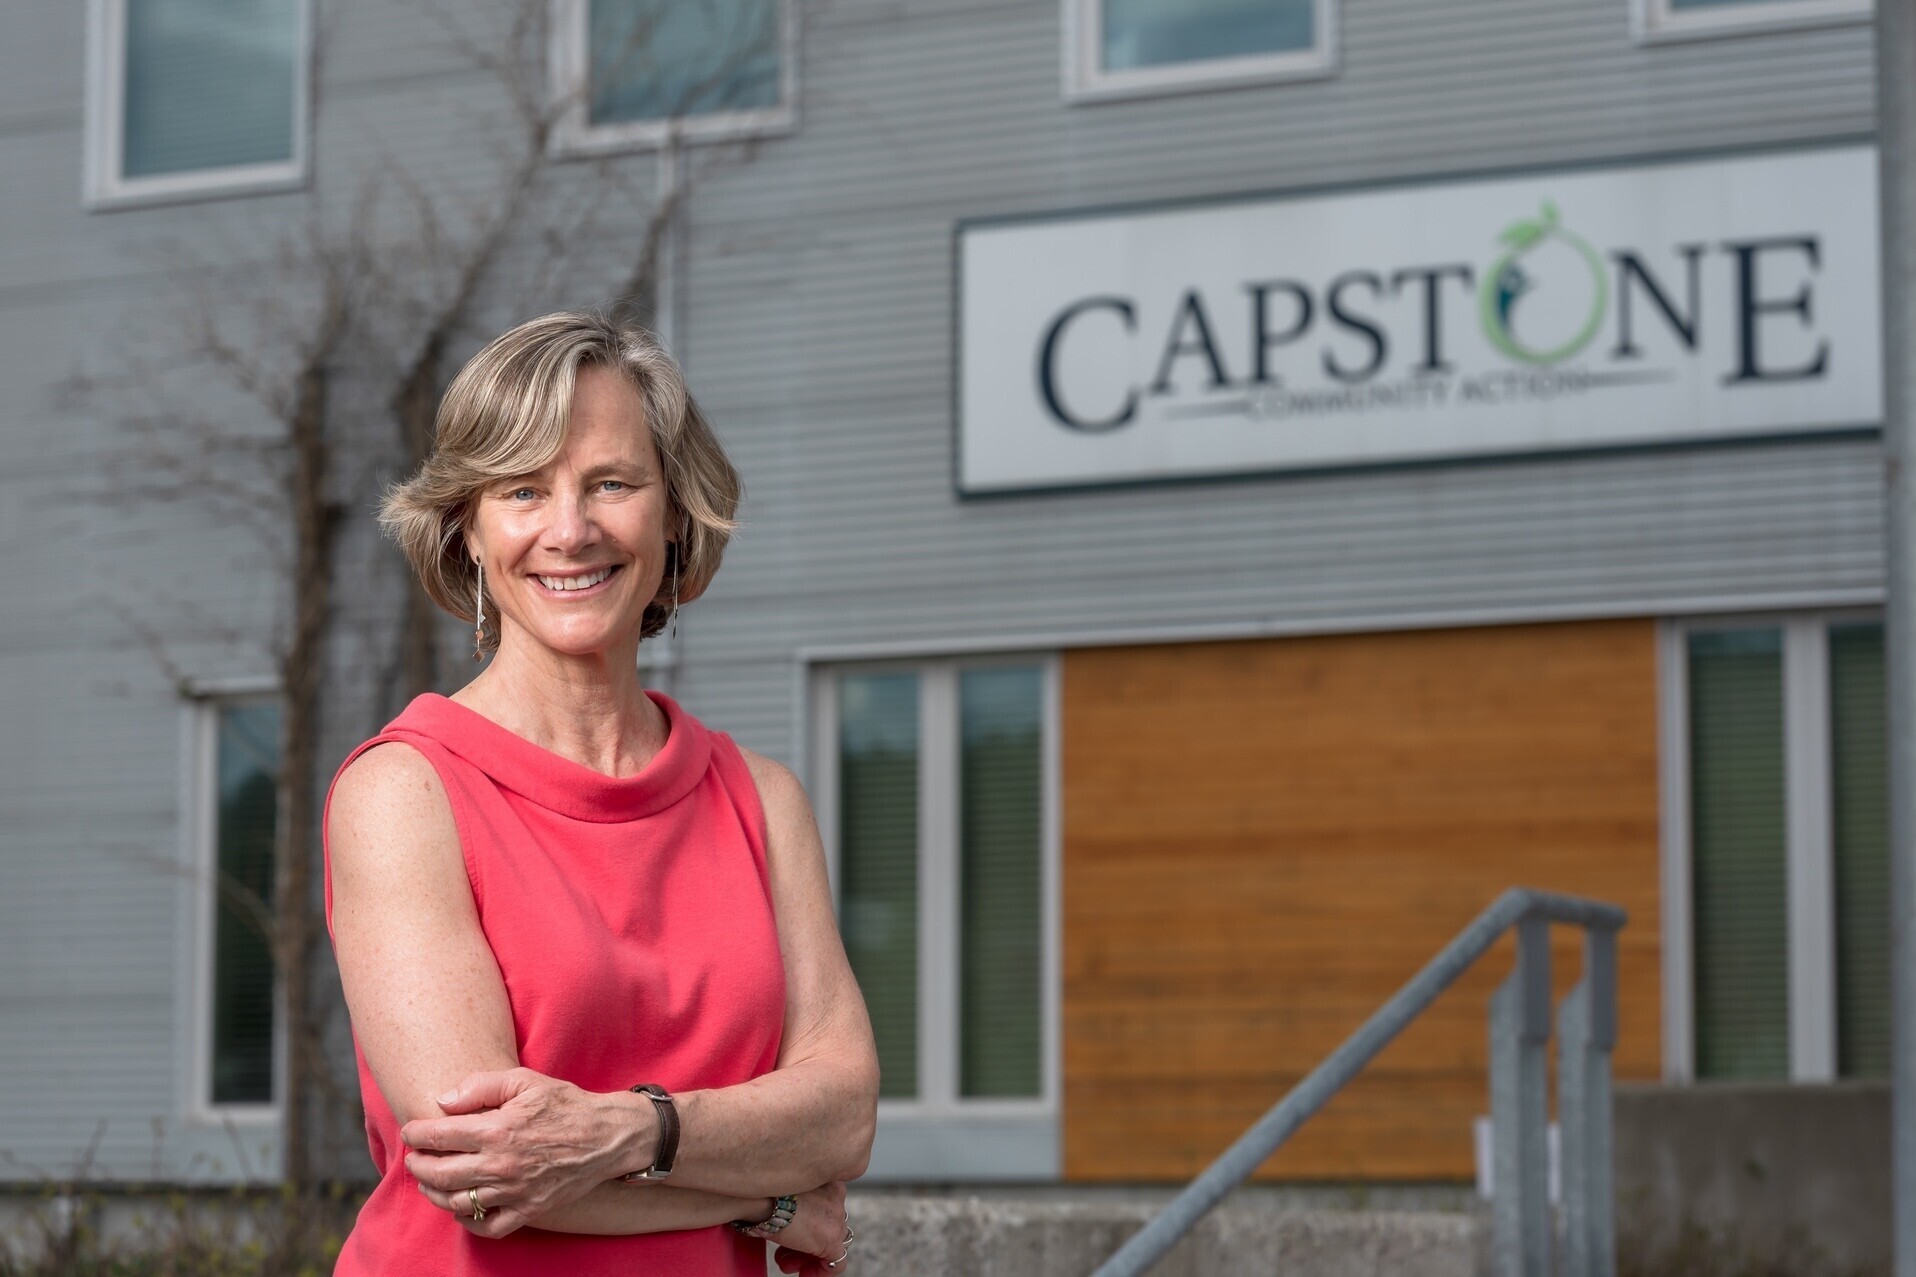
left=0, top=0, right=1884, bottom=1189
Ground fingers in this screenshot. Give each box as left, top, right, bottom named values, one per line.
left=405, top=1150, right=490, bottom=1190
left=454, top=1208, right=526, bottom=1240
left=401, top=1115, right=495, bottom=1153
left=435, top=1068, right=528, bottom=1114
left=775, top=1201, right=854, bottom=1270
left=417, top=1181, right=513, bottom=1238
left=773, top=1247, right=836, bottom=1277
left=401, top=1068, right=548, bottom=1149
left=417, top=1178, right=486, bottom=1214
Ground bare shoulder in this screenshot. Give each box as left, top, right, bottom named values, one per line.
left=327, top=741, right=461, bottom=877
left=332, top=740, right=449, bottom=823
left=733, top=745, right=822, bottom=851
left=735, top=745, right=811, bottom=815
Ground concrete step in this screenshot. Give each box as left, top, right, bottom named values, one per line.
left=840, top=1194, right=1487, bottom=1277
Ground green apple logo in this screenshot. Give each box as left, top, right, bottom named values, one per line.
left=1479, top=200, right=1609, bottom=366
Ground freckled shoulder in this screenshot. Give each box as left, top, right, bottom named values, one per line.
left=327, top=740, right=466, bottom=892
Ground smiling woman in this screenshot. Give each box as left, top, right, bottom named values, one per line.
left=321, top=311, right=878, bottom=1277
left=462, top=369, right=674, bottom=660
left=380, top=313, right=740, bottom=661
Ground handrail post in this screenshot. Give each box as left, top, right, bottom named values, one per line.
left=1560, top=981, right=1592, bottom=1277
left=1491, top=916, right=1553, bottom=1277
left=1560, top=926, right=1619, bottom=1277
left=1590, top=927, right=1618, bottom=1277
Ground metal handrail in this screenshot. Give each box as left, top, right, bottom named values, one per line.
left=1091, top=887, right=1625, bottom=1277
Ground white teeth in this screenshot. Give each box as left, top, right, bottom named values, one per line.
left=537, top=567, right=613, bottom=592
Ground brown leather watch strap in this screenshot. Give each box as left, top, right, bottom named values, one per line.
left=618, top=1084, right=679, bottom=1181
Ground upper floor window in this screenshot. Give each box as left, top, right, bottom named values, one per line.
left=1065, top=0, right=1336, bottom=103
left=187, top=691, right=282, bottom=1116
left=1661, top=616, right=1886, bottom=1084
left=84, top=0, right=309, bottom=209
left=812, top=656, right=1060, bottom=1179
left=1633, top=0, right=1871, bottom=42
left=550, top=0, right=795, bottom=154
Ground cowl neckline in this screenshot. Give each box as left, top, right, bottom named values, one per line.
left=392, top=689, right=711, bottom=823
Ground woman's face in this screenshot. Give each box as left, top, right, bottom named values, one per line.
left=465, top=364, right=672, bottom=660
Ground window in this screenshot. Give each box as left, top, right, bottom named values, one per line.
left=1660, top=616, right=1886, bottom=1083
left=550, top=0, right=795, bottom=154
left=84, top=0, right=310, bottom=208
left=1064, top=0, right=1336, bottom=103
left=811, top=657, right=1059, bottom=1179
left=186, top=691, right=282, bottom=1115
left=1632, top=0, right=1870, bottom=43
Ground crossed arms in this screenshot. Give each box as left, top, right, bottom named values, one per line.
left=325, top=740, right=879, bottom=1266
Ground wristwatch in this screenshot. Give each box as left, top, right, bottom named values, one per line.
left=618, top=1084, right=679, bottom=1181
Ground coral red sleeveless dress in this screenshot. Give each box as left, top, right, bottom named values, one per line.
left=321, top=690, right=785, bottom=1275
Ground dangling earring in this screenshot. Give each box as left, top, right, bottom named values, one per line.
left=668, top=543, right=682, bottom=642
left=473, top=559, right=486, bottom=662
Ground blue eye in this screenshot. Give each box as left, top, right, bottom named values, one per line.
left=601, top=479, right=626, bottom=492
left=508, top=487, right=535, bottom=501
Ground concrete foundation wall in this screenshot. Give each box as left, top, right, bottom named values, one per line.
left=1616, top=1082, right=1889, bottom=1276
left=843, top=1197, right=1484, bottom=1277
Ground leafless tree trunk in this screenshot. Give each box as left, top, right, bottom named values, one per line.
left=280, top=344, right=345, bottom=1195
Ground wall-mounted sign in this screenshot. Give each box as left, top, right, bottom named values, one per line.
left=956, top=145, right=1881, bottom=493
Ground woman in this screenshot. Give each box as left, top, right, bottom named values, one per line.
left=322, top=311, right=879, bottom=1275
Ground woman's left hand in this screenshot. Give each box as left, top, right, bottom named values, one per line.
left=769, top=1183, right=853, bottom=1275
left=402, top=1067, right=649, bottom=1238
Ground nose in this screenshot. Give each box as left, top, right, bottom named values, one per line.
left=542, top=486, right=600, bottom=555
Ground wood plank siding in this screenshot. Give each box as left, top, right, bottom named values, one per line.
left=1061, top=619, right=1662, bottom=1181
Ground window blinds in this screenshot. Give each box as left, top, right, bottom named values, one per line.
left=1100, top=0, right=1316, bottom=72
left=838, top=673, right=920, bottom=1100
left=1687, top=629, right=1788, bottom=1080
left=958, top=667, right=1043, bottom=1099
left=588, top=0, right=780, bottom=124
left=123, top=0, right=298, bottom=179
left=1831, top=622, right=1888, bottom=1079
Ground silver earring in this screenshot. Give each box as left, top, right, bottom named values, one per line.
left=473, top=560, right=486, bottom=662
left=668, top=545, right=682, bottom=642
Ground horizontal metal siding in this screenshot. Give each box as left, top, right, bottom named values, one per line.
left=665, top=2, right=1872, bottom=230
left=0, top=644, right=208, bottom=1182
left=689, top=432, right=1884, bottom=650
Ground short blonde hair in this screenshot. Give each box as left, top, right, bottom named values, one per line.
left=380, top=310, right=741, bottom=651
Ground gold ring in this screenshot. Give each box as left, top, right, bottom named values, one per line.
left=468, top=1187, right=487, bottom=1221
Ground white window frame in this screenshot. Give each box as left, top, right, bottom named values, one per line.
left=176, top=677, right=286, bottom=1132
left=1658, top=611, right=1879, bottom=1084
left=83, top=0, right=312, bottom=210
left=809, top=654, right=1062, bottom=1181
left=1631, top=0, right=1870, bottom=44
left=547, top=0, right=798, bottom=156
left=1062, top=0, right=1337, bottom=104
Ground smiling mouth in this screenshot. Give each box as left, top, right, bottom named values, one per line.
left=533, top=564, right=622, bottom=595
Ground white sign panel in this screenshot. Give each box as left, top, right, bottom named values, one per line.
left=957, top=146, right=1881, bottom=493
